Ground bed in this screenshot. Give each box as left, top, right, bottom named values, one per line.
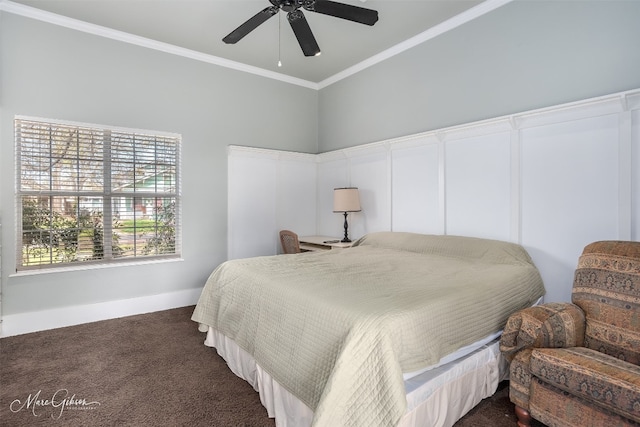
left=192, top=231, right=545, bottom=427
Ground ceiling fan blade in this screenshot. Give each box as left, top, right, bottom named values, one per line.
left=222, top=6, right=279, bottom=44
left=288, top=10, right=321, bottom=57
left=307, top=0, right=378, bottom=26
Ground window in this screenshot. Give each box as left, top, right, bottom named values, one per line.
left=16, top=117, right=181, bottom=271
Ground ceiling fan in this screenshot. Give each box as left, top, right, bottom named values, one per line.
left=222, top=0, right=379, bottom=57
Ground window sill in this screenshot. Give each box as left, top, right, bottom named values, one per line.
left=10, top=257, right=184, bottom=277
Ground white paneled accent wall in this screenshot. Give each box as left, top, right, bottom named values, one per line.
left=520, top=115, right=621, bottom=302
left=390, top=139, right=441, bottom=235
left=228, top=89, right=640, bottom=303
left=316, top=155, right=351, bottom=238
left=445, top=131, right=512, bottom=241
left=633, top=109, right=640, bottom=240
left=228, top=146, right=317, bottom=260
left=345, top=147, right=391, bottom=239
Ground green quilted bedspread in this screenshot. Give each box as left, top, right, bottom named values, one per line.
left=192, top=232, right=545, bottom=427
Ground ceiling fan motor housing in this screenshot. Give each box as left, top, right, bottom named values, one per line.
left=271, top=0, right=317, bottom=13
left=278, top=1, right=297, bottom=13
left=225, top=0, right=378, bottom=56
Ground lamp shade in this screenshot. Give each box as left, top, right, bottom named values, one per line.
left=333, top=187, right=361, bottom=212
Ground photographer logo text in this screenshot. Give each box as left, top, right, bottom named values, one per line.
left=10, top=389, right=100, bottom=419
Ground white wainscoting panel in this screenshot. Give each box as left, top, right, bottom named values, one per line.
left=228, top=147, right=317, bottom=259
left=317, top=156, right=350, bottom=238
left=633, top=110, right=640, bottom=241
left=347, top=147, right=391, bottom=239
left=391, top=138, right=441, bottom=234
left=227, top=88, right=640, bottom=302
left=520, top=114, right=621, bottom=302
left=444, top=132, right=512, bottom=241
left=228, top=152, right=278, bottom=259
left=276, top=157, right=318, bottom=240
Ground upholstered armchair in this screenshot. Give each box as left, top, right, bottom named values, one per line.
left=499, top=241, right=640, bottom=427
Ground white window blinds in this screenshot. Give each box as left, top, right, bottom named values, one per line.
left=16, top=117, right=181, bottom=270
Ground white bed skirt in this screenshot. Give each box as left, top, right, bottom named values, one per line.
left=203, top=327, right=509, bottom=427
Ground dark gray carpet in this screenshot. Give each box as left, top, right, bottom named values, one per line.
left=0, top=306, right=542, bottom=426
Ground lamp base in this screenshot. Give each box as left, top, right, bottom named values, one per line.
left=341, top=212, right=351, bottom=243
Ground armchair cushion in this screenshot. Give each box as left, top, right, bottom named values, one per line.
left=530, top=378, right=640, bottom=427
left=500, top=302, right=586, bottom=362
left=530, top=347, right=640, bottom=423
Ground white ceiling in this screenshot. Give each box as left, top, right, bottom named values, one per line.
left=7, top=0, right=498, bottom=86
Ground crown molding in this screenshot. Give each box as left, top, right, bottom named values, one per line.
left=0, top=0, right=319, bottom=90
left=317, top=0, right=513, bottom=88
left=1, top=0, right=512, bottom=91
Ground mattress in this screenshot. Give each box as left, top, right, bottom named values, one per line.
left=203, top=326, right=509, bottom=427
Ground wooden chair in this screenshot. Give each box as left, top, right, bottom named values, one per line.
left=279, top=230, right=301, bottom=254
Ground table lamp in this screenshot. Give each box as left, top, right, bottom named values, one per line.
left=333, top=187, right=361, bottom=242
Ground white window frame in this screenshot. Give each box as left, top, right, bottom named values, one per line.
left=15, top=116, right=182, bottom=271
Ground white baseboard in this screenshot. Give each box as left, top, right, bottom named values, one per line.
left=0, top=287, right=202, bottom=338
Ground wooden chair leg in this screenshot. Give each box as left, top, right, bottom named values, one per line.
left=515, top=405, right=532, bottom=427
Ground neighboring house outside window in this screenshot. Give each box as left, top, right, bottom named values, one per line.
left=15, top=117, right=181, bottom=271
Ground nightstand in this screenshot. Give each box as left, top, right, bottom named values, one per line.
left=298, top=236, right=354, bottom=252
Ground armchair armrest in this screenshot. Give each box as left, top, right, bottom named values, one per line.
left=500, top=302, right=586, bottom=361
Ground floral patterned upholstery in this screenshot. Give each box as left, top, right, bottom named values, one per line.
left=499, top=241, right=640, bottom=427
left=531, top=347, right=640, bottom=423
left=573, top=241, right=640, bottom=365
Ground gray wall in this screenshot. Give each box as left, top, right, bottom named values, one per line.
left=318, top=0, right=640, bottom=152
left=3, top=0, right=640, bottom=318
left=0, top=13, right=318, bottom=315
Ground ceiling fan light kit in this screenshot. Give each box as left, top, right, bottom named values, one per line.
left=223, top=0, right=378, bottom=57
